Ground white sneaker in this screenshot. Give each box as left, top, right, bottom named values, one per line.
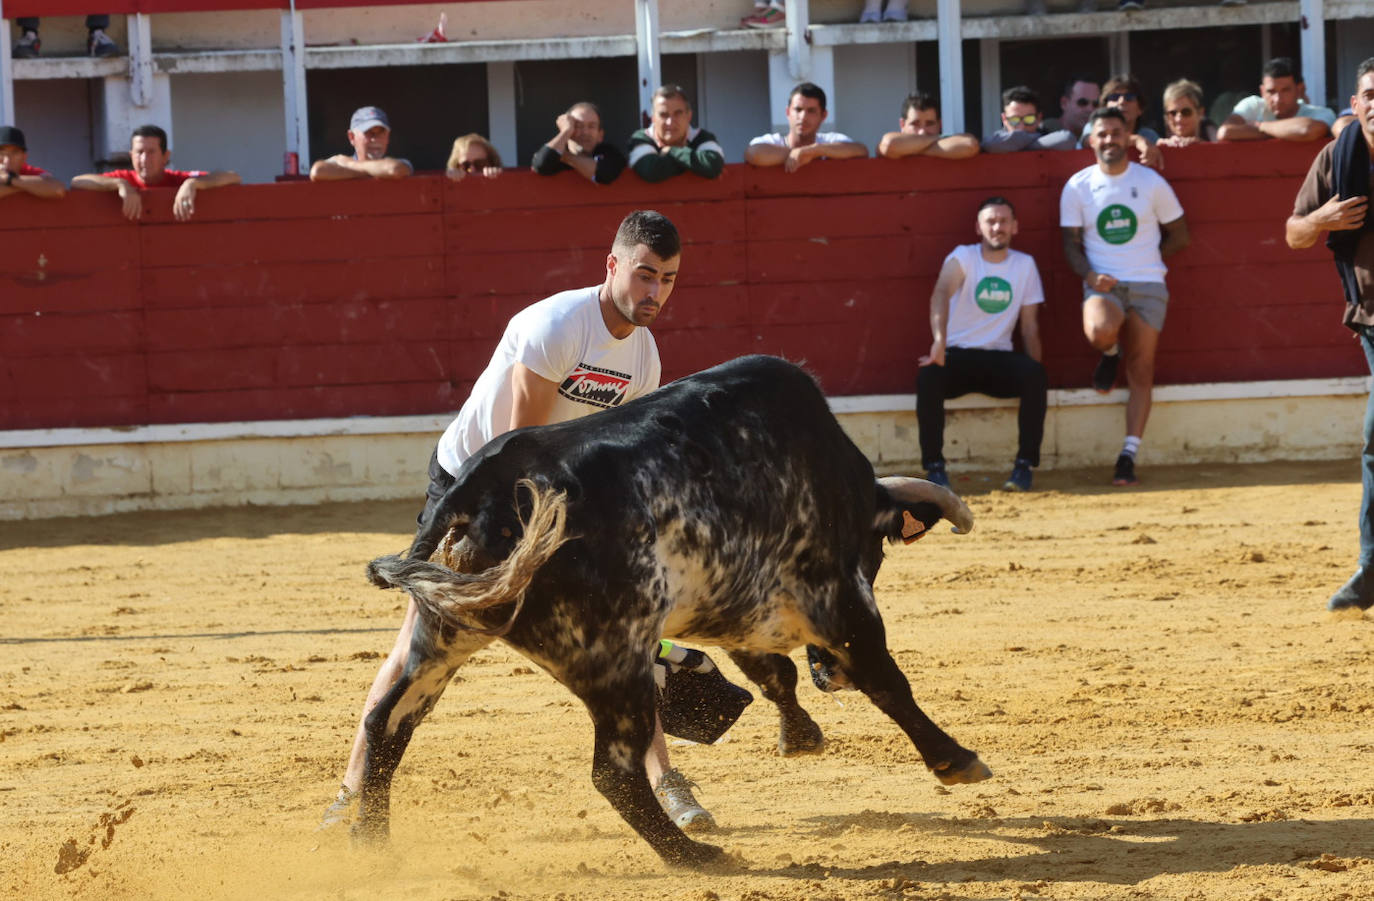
left=654, top=769, right=716, bottom=833
left=317, top=785, right=358, bottom=830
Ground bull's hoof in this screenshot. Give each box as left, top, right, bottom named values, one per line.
left=932, top=754, right=992, bottom=785
left=778, top=716, right=825, bottom=756
left=661, top=839, right=726, bottom=870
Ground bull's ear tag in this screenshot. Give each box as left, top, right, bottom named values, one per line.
left=901, top=510, right=926, bottom=544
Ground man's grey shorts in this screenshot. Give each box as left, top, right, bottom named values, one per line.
left=1082, top=281, right=1169, bottom=331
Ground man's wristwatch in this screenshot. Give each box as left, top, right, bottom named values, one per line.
left=1, top=170, right=14, bottom=187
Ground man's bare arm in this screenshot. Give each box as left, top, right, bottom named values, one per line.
left=509, top=363, right=560, bottom=431
left=0, top=170, right=65, bottom=200
left=1218, top=114, right=1329, bottom=142
left=1159, top=215, right=1190, bottom=258
left=1019, top=305, right=1043, bottom=363
left=744, top=143, right=790, bottom=167
left=919, top=256, right=966, bottom=367
left=309, top=156, right=412, bottom=181
left=1286, top=195, right=1368, bottom=249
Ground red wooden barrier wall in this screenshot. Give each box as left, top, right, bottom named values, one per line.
left=0, top=141, right=1359, bottom=432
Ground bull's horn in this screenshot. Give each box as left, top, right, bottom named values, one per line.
left=879, top=476, right=975, bottom=534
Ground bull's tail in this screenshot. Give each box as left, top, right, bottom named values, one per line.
left=365, top=479, right=570, bottom=636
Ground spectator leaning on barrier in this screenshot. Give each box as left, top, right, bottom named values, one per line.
left=628, top=85, right=725, bottom=183
left=1046, top=75, right=1100, bottom=135
left=1060, top=107, right=1189, bottom=488
left=981, top=86, right=1077, bottom=153
left=1218, top=57, right=1335, bottom=143
left=916, top=196, right=1047, bottom=494
left=531, top=102, right=627, bottom=185
left=446, top=133, right=502, bottom=181
left=309, top=107, right=413, bottom=181
left=745, top=82, right=868, bottom=172
left=71, top=125, right=239, bottom=222
left=1077, top=75, right=1163, bottom=170
left=0, top=126, right=65, bottom=201
left=1285, top=57, right=1374, bottom=611
left=1158, top=79, right=1219, bottom=147
left=876, top=92, right=980, bottom=160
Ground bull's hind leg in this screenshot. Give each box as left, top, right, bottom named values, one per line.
left=578, top=678, right=724, bottom=868
left=827, top=584, right=991, bottom=785
left=353, top=616, right=493, bottom=845
left=727, top=650, right=824, bottom=755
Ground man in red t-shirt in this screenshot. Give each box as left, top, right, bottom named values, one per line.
left=71, top=124, right=239, bottom=221
left=0, top=126, right=66, bottom=202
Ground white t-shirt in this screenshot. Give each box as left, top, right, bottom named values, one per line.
left=748, top=131, right=855, bottom=147
left=943, top=244, right=1044, bottom=352
left=435, top=286, right=662, bottom=476
left=1230, top=95, right=1336, bottom=126
left=1059, top=162, right=1185, bottom=283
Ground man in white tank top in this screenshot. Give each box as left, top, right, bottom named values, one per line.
left=323, top=211, right=718, bottom=834
left=917, top=196, right=1047, bottom=492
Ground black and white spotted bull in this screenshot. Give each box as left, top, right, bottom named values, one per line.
left=360, top=354, right=990, bottom=867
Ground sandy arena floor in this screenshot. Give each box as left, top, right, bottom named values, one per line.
left=3, top=459, right=1373, bottom=901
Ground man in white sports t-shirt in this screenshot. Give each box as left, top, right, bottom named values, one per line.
left=322, top=210, right=718, bottom=833
left=745, top=82, right=868, bottom=172
left=1061, top=107, right=1190, bottom=487
left=917, top=196, right=1047, bottom=492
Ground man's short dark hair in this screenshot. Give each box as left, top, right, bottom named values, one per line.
left=1263, top=57, right=1300, bottom=82
left=1001, top=86, right=1041, bottom=113
left=900, top=92, right=940, bottom=120
left=1088, top=107, right=1128, bottom=128
left=614, top=210, right=681, bottom=260
left=652, top=84, right=692, bottom=108
left=789, top=82, right=827, bottom=112
left=1063, top=74, right=1099, bottom=97
left=1359, top=57, right=1374, bottom=84
left=131, top=124, right=168, bottom=152
left=977, top=195, right=1016, bottom=218
left=568, top=101, right=602, bottom=119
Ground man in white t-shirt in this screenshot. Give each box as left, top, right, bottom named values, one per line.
left=323, top=210, right=718, bottom=834
left=745, top=82, right=868, bottom=172
left=917, top=197, right=1047, bottom=492
left=1061, top=108, right=1190, bottom=487
left=1218, top=57, right=1336, bottom=143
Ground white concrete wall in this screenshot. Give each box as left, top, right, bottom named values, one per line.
left=698, top=50, right=771, bottom=163
left=170, top=71, right=286, bottom=183
left=833, top=41, right=917, bottom=149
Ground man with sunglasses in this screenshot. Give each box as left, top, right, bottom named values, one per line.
left=1219, top=57, right=1335, bottom=143
left=1047, top=76, right=1100, bottom=137
left=1061, top=107, right=1189, bottom=487
left=982, top=86, right=1076, bottom=153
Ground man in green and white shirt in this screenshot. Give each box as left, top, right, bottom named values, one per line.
left=1061, top=107, right=1190, bottom=487
left=917, top=196, right=1046, bottom=492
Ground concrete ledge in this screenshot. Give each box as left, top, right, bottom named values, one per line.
left=1, top=377, right=1367, bottom=520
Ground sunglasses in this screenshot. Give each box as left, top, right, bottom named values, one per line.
left=457, top=158, right=490, bottom=171
left=1005, top=114, right=1041, bottom=126
left=1165, top=107, right=1197, bottom=118
left=1104, top=92, right=1137, bottom=104
left=1074, top=97, right=1096, bottom=107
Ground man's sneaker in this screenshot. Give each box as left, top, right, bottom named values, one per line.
left=1117, top=0, right=1144, bottom=9
left=316, top=785, right=358, bottom=831
left=1111, top=454, right=1138, bottom=487
left=741, top=5, right=785, bottom=27
left=924, top=461, right=950, bottom=488
left=1003, top=459, right=1033, bottom=492
left=1092, top=352, right=1120, bottom=393
left=13, top=30, right=40, bottom=59
left=654, top=769, right=716, bottom=832
left=1218, top=0, right=1246, bottom=6
left=88, top=29, right=119, bottom=58
left=1328, top=568, right=1374, bottom=612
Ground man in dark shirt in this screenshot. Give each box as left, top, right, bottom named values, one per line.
left=1286, top=57, right=1374, bottom=611
left=627, top=85, right=725, bottom=183
left=530, top=102, right=627, bottom=185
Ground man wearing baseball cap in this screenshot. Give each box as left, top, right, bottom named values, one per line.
left=0, top=126, right=65, bottom=201
left=309, top=106, right=413, bottom=181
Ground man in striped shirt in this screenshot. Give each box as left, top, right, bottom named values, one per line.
left=628, top=85, right=725, bottom=183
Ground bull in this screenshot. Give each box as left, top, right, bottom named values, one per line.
left=361, top=354, right=990, bottom=867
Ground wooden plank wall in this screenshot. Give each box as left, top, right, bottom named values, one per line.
left=0, top=141, right=1357, bottom=432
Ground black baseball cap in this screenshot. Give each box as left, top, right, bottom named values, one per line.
left=0, top=126, right=26, bottom=150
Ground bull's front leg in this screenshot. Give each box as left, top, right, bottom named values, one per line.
left=582, top=682, right=724, bottom=868
left=727, top=650, right=824, bottom=755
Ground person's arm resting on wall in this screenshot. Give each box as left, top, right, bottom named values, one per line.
left=981, top=130, right=1038, bottom=154
left=0, top=169, right=64, bottom=200
left=70, top=172, right=144, bottom=220
left=509, top=362, right=561, bottom=430
left=1218, top=113, right=1330, bottom=142
left=744, top=141, right=789, bottom=167
left=173, top=170, right=240, bottom=222
left=309, top=156, right=412, bottom=181
left=878, top=132, right=980, bottom=160
left=917, top=255, right=966, bottom=367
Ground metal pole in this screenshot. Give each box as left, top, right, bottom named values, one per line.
left=280, top=5, right=309, bottom=174
left=1299, top=0, right=1326, bottom=107
left=634, top=0, right=661, bottom=128
left=936, top=0, right=963, bottom=135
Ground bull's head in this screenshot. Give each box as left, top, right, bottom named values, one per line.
left=875, top=476, right=974, bottom=544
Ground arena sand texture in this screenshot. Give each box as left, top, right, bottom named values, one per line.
left=3, top=460, right=1373, bottom=901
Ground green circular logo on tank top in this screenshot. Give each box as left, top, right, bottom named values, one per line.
left=1096, top=204, right=1139, bottom=245
left=974, top=276, right=1013, bottom=314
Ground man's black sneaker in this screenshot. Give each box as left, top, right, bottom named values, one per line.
left=1092, top=352, right=1120, bottom=393
left=1111, top=454, right=1138, bottom=486
left=1003, top=459, right=1033, bottom=492
left=924, top=462, right=950, bottom=488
